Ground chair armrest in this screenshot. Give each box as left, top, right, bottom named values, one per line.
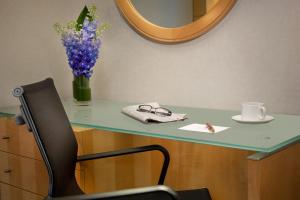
left=46, top=185, right=178, bottom=200
left=77, top=144, right=170, bottom=184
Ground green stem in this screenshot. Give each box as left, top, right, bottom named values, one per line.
left=73, top=75, right=91, bottom=101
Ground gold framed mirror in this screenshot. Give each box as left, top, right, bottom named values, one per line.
left=115, top=0, right=236, bottom=43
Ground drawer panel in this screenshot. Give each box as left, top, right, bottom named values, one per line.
left=0, top=118, right=42, bottom=160
left=0, top=151, right=48, bottom=195
left=0, top=182, right=43, bottom=200
left=0, top=118, right=89, bottom=159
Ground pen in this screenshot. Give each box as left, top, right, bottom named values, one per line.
left=205, top=123, right=215, bottom=133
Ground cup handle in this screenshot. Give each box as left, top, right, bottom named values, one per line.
left=259, top=106, right=266, bottom=120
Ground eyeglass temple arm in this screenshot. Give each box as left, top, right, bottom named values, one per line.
left=77, top=144, right=170, bottom=185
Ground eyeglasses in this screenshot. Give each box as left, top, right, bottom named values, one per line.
left=137, top=104, right=172, bottom=117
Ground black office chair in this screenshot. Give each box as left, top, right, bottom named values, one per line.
left=12, top=78, right=212, bottom=200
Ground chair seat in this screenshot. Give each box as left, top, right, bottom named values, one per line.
left=81, top=188, right=212, bottom=200
left=177, top=188, right=212, bottom=200
left=111, top=188, right=212, bottom=200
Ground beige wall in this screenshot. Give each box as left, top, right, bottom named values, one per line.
left=0, top=0, right=300, bottom=115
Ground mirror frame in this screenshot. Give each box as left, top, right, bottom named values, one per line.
left=115, top=0, right=236, bottom=43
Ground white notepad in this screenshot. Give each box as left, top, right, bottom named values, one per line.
left=179, top=123, right=229, bottom=133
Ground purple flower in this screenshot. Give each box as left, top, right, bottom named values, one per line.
left=62, top=18, right=101, bottom=78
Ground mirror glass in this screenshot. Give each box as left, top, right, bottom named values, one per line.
left=130, top=0, right=219, bottom=28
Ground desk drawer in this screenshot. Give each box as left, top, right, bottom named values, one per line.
left=0, top=118, right=87, bottom=159
left=0, top=182, right=43, bottom=200
left=0, top=118, right=42, bottom=160
left=0, top=151, right=48, bottom=195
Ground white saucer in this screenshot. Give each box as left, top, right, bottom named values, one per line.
left=232, top=115, right=274, bottom=123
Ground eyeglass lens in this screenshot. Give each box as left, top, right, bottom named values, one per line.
left=137, top=105, right=172, bottom=116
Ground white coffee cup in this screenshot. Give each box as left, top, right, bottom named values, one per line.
left=241, top=102, right=266, bottom=121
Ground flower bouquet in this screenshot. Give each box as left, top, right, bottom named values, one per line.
left=54, top=5, right=108, bottom=104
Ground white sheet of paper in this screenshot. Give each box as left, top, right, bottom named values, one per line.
left=179, top=123, right=229, bottom=133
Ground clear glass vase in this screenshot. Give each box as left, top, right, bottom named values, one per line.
left=73, top=75, right=91, bottom=105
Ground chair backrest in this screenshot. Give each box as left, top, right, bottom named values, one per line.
left=13, top=78, right=83, bottom=197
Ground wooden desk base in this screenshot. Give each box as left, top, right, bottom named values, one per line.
left=77, top=129, right=300, bottom=200
left=1, top=116, right=299, bottom=200
left=248, top=144, right=300, bottom=200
